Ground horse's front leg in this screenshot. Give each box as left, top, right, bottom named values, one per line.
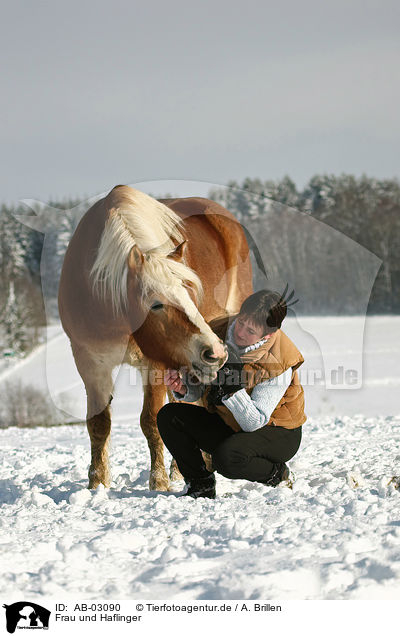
left=140, top=365, right=170, bottom=491
left=71, top=341, right=117, bottom=489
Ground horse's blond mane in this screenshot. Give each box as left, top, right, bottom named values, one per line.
left=90, top=188, right=203, bottom=315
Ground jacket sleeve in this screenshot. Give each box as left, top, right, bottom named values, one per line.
left=171, top=370, right=205, bottom=403
left=221, top=367, right=293, bottom=431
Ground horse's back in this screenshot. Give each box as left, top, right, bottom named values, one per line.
left=160, top=196, right=250, bottom=264
left=160, top=196, right=252, bottom=318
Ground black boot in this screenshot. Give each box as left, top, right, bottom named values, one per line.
left=184, top=473, right=216, bottom=499
left=261, top=463, right=289, bottom=487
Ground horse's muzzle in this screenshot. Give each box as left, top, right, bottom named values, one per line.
left=192, top=345, right=228, bottom=383
left=200, top=345, right=228, bottom=366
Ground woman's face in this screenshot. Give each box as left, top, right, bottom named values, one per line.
left=233, top=315, right=271, bottom=347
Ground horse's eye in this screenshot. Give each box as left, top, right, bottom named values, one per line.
left=151, top=301, right=164, bottom=311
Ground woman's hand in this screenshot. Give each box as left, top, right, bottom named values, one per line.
left=164, top=368, right=186, bottom=396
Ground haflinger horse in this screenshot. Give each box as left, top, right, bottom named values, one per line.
left=58, top=185, right=252, bottom=491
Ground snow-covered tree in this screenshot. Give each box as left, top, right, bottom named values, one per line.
left=0, top=281, right=32, bottom=353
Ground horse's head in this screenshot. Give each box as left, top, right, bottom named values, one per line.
left=126, top=241, right=227, bottom=383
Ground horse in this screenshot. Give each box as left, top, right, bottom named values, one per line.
left=58, top=185, right=252, bottom=491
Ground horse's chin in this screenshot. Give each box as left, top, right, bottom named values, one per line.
left=199, top=370, right=218, bottom=384
left=189, top=364, right=218, bottom=385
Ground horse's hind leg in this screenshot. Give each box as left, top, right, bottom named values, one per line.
left=71, top=342, right=116, bottom=489
left=87, top=393, right=112, bottom=489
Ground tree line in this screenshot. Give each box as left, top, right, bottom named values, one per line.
left=0, top=198, right=80, bottom=354
left=209, top=174, right=400, bottom=315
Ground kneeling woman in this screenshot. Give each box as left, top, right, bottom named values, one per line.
left=157, top=289, right=306, bottom=499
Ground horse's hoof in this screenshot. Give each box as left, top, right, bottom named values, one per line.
left=149, top=478, right=170, bottom=491
left=169, top=458, right=183, bottom=482
left=149, top=469, right=170, bottom=492
left=88, top=467, right=110, bottom=489
left=169, top=466, right=183, bottom=482
left=202, top=451, right=213, bottom=473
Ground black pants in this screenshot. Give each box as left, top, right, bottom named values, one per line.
left=157, top=402, right=302, bottom=482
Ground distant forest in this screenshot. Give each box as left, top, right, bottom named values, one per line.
left=0, top=174, right=399, bottom=355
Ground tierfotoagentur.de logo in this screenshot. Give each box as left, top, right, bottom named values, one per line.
left=2, top=602, right=51, bottom=633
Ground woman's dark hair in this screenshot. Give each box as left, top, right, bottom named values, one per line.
left=238, top=286, right=298, bottom=333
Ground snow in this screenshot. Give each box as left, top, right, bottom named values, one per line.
left=0, top=317, right=399, bottom=600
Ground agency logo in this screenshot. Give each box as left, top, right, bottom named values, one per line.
left=2, top=603, right=51, bottom=633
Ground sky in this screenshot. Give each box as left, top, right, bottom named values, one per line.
left=1, top=0, right=399, bottom=204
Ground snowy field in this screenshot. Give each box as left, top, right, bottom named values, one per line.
left=0, top=316, right=399, bottom=600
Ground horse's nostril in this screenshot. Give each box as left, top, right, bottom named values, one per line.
left=201, top=348, right=217, bottom=364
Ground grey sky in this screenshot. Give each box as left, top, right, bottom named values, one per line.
left=1, top=0, right=399, bottom=203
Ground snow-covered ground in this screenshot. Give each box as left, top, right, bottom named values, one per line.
left=0, top=317, right=399, bottom=599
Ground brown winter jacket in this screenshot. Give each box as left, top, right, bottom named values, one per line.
left=202, top=315, right=307, bottom=432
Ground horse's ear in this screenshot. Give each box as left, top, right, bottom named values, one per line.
left=168, top=240, right=187, bottom=262
left=128, top=245, right=144, bottom=271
